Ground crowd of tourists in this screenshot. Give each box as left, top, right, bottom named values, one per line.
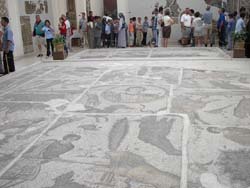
left=1, top=5, right=250, bottom=75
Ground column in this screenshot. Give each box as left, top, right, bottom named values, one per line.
left=7, top=0, right=24, bottom=57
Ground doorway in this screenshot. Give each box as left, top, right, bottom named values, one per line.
left=67, top=0, right=77, bottom=29
left=104, top=0, right=117, bottom=18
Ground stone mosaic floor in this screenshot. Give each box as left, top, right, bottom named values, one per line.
left=0, top=48, right=250, bottom=188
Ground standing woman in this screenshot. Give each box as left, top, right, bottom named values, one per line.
left=162, top=9, right=174, bottom=47
left=118, top=13, right=127, bottom=48
left=245, top=16, right=250, bottom=58
left=58, top=17, right=68, bottom=54
left=193, top=12, right=204, bottom=47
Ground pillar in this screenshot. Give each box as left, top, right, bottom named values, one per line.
left=7, top=0, right=24, bottom=57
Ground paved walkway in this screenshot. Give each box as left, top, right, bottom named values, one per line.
left=0, top=47, right=250, bottom=188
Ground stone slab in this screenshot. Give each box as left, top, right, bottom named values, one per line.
left=188, top=124, right=250, bottom=188
left=0, top=114, right=184, bottom=188
left=75, top=85, right=170, bottom=114
left=172, top=89, right=250, bottom=126
left=181, top=69, right=250, bottom=90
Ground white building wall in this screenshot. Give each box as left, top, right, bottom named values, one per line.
left=91, top=0, right=104, bottom=16
left=117, top=0, right=129, bottom=21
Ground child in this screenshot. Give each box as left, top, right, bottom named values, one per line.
left=227, top=13, right=235, bottom=50
left=112, top=19, right=119, bottom=47
left=128, top=18, right=135, bottom=47
left=43, top=20, right=54, bottom=57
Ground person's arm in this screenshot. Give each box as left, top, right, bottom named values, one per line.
left=4, top=30, right=13, bottom=53
left=49, top=26, right=55, bottom=34
left=170, top=18, right=174, bottom=25
left=180, top=15, right=184, bottom=29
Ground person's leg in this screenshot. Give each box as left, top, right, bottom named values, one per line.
left=156, top=30, right=159, bottom=47
left=204, top=27, right=208, bottom=46
left=166, top=38, right=169, bottom=48
left=107, top=34, right=111, bottom=48
left=36, top=36, right=42, bottom=56
left=8, top=51, right=15, bottom=72
left=3, top=52, right=9, bottom=74
left=80, top=31, right=84, bottom=48
left=51, top=39, right=54, bottom=55
left=46, top=39, right=50, bottom=57
left=84, top=32, right=88, bottom=48
left=208, top=26, right=211, bottom=46
left=222, top=27, right=226, bottom=47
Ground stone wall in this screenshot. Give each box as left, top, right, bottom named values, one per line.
left=0, top=0, right=8, bottom=17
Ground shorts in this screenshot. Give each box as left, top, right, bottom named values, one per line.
left=204, top=24, right=212, bottom=33
left=35, top=36, right=45, bottom=46
left=194, top=28, right=204, bottom=37
left=162, top=26, right=171, bottom=38
left=194, top=31, right=204, bottom=37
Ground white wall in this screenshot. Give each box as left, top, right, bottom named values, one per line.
left=117, top=0, right=129, bottom=21
left=7, top=0, right=24, bottom=57
left=91, top=0, right=104, bottom=16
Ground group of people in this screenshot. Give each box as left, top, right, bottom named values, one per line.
left=77, top=11, right=127, bottom=49
left=1, top=6, right=250, bottom=75
left=179, top=6, right=250, bottom=55
left=34, top=13, right=72, bottom=58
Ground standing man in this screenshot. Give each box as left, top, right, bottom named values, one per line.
left=158, top=6, right=164, bottom=47
left=33, top=15, right=45, bottom=57
left=1, top=17, right=15, bottom=74
left=79, top=12, right=88, bottom=48
left=235, top=12, right=246, bottom=34
left=217, top=8, right=226, bottom=47
left=152, top=8, right=159, bottom=47
left=142, top=16, right=149, bottom=46
left=203, top=5, right=213, bottom=47
left=180, top=8, right=192, bottom=45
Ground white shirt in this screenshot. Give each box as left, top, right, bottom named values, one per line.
left=65, top=19, right=71, bottom=29
left=163, top=16, right=172, bottom=26
left=157, top=13, right=163, bottom=29
left=181, top=14, right=192, bottom=27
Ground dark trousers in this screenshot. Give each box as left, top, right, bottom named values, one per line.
left=46, top=38, right=54, bottom=57
left=218, top=26, right=226, bottom=47
left=3, top=51, right=15, bottom=74
left=142, top=32, right=147, bottom=45
left=105, top=34, right=111, bottom=48
left=113, top=33, right=118, bottom=47
left=134, top=32, right=137, bottom=46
